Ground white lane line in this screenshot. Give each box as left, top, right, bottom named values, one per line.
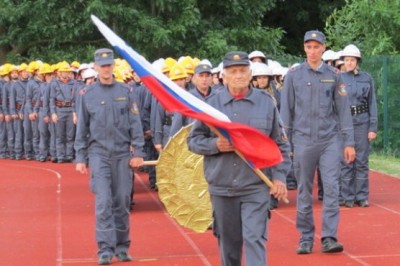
left=135, top=173, right=212, bottom=266
left=372, top=202, right=400, bottom=215
left=6, top=163, right=63, bottom=266
left=273, top=210, right=372, bottom=266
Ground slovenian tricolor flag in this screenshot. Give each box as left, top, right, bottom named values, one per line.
left=91, top=15, right=282, bottom=169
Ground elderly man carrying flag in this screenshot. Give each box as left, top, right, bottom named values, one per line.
left=188, top=51, right=291, bottom=266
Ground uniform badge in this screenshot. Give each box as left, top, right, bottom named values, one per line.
left=79, top=89, right=86, bottom=95
left=338, top=84, right=348, bottom=96
left=233, top=54, right=241, bottom=61
left=131, top=102, right=140, bottom=114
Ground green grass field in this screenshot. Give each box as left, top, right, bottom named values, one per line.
left=369, top=153, right=400, bottom=178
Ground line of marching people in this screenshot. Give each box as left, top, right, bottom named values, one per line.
left=0, top=43, right=377, bottom=212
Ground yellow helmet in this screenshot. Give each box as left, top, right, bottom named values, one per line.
left=38, top=63, right=53, bottom=75
left=0, top=66, right=6, bottom=76
left=58, top=62, right=72, bottom=72
left=113, top=68, right=124, bottom=82
left=9, top=64, right=18, bottom=73
left=180, top=56, right=195, bottom=74
left=192, top=57, right=200, bottom=67
left=70, top=61, right=80, bottom=69
left=162, top=57, right=177, bottom=73
left=27, top=61, right=39, bottom=73
left=0, top=63, right=12, bottom=76
left=18, top=63, right=29, bottom=72
left=169, top=63, right=188, bottom=81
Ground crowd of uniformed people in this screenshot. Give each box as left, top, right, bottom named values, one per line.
left=0, top=42, right=376, bottom=207
left=0, top=31, right=378, bottom=264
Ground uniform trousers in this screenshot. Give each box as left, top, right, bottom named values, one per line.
left=211, top=190, right=269, bottom=266
left=294, top=136, right=341, bottom=243
left=55, top=110, right=75, bottom=160
left=38, top=112, right=50, bottom=160
left=89, top=155, right=132, bottom=256
left=341, top=123, right=370, bottom=201
left=0, top=120, right=7, bottom=156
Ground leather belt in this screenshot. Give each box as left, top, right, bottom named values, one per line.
left=55, top=100, right=72, bottom=108
left=350, top=103, right=369, bottom=115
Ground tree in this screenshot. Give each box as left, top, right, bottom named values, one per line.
left=324, top=0, right=400, bottom=55
left=0, top=0, right=284, bottom=65
left=263, top=0, right=345, bottom=56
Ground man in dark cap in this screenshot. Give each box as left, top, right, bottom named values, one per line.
left=169, top=63, right=215, bottom=137
left=74, top=48, right=145, bottom=265
left=280, top=31, right=356, bottom=255
left=188, top=51, right=291, bottom=266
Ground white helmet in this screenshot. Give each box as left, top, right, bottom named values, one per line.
left=152, top=58, right=165, bottom=72
left=211, top=67, right=220, bottom=74
left=199, top=59, right=212, bottom=67
left=78, top=63, right=89, bottom=73
left=322, top=50, right=336, bottom=61
left=82, top=68, right=97, bottom=80
left=251, top=62, right=273, bottom=77
left=341, top=44, right=361, bottom=59
left=332, top=50, right=342, bottom=61
left=249, top=50, right=266, bottom=60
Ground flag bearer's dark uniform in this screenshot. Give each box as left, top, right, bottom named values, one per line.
left=188, top=52, right=291, bottom=266
left=75, top=48, right=145, bottom=261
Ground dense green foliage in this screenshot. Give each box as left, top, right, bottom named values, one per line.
left=325, top=0, right=400, bottom=54
left=0, top=0, right=285, bottom=64
left=0, top=0, right=352, bottom=64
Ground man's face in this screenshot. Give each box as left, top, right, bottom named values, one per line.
left=343, top=56, right=358, bottom=72
left=20, top=70, right=30, bottom=80
left=223, top=65, right=251, bottom=91
left=195, top=72, right=212, bottom=90
left=304, top=41, right=326, bottom=65
left=10, top=71, right=19, bottom=80
left=95, top=64, right=114, bottom=81
left=173, top=77, right=186, bottom=89
left=59, top=71, right=70, bottom=80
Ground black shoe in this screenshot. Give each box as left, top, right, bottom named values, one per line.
left=344, top=200, right=354, bottom=208
left=58, top=159, right=65, bottom=164
left=98, top=254, right=112, bottom=265
left=321, top=237, right=343, bottom=253
left=339, top=199, right=346, bottom=206
left=116, top=252, right=132, bottom=262
left=15, top=156, right=21, bottom=160
left=51, top=158, right=58, bottom=163
left=39, top=157, right=46, bottom=162
left=356, top=199, right=369, bottom=207
left=297, top=242, right=313, bottom=254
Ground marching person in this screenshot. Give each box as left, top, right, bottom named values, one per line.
left=154, top=63, right=187, bottom=152
left=74, top=48, right=145, bottom=265
left=169, top=63, right=216, bottom=137
left=37, top=63, right=55, bottom=162
left=188, top=51, right=291, bottom=266
left=25, top=62, right=42, bottom=161
left=10, top=63, right=30, bottom=160
left=50, top=62, right=77, bottom=163
left=280, top=30, right=355, bottom=254
left=340, top=44, right=378, bottom=208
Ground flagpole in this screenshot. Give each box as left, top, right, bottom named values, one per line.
left=207, top=124, right=289, bottom=204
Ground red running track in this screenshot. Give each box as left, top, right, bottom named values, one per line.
left=0, top=160, right=399, bottom=266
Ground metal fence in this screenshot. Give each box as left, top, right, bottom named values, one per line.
left=362, top=56, right=400, bottom=156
